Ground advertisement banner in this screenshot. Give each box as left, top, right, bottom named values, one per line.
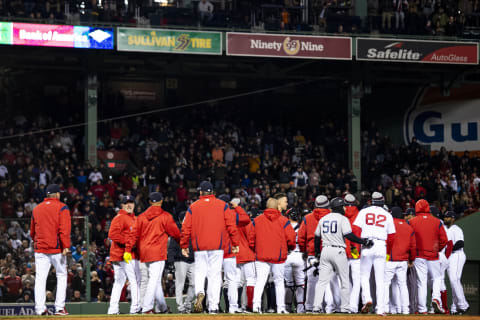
left=0, top=22, right=113, bottom=49
left=117, top=27, right=222, bottom=55
left=0, top=21, right=12, bottom=45
left=404, top=84, right=480, bottom=152
left=226, top=32, right=352, bottom=60
left=0, top=304, right=53, bottom=316
left=356, top=38, right=478, bottom=65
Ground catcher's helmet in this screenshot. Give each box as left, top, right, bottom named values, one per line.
left=286, top=208, right=300, bottom=221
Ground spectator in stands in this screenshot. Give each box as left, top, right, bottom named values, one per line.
left=198, top=0, right=214, bottom=24
left=4, top=269, right=22, bottom=302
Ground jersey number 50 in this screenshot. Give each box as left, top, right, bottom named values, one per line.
left=365, top=213, right=386, bottom=227
left=322, top=220, right=337, bottom=233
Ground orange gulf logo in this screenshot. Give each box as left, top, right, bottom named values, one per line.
left=283, top=37, right=300, bottom=56
left=175, top=34, right=191, bottom=51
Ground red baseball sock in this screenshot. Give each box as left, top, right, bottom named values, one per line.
left=441, top=290, right=449, bottom=312
left=247, top=286, right=254, bottom=309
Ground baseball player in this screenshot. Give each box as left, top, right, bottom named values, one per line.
left=409, top=199, right=448, bottom=314
left=171, top=210, right=195, bottom=313
left=283, top=207, right=305, bottom=313
left=312, top=197, right=373, bottom=313
left=353, top=192, right=396, bottom=315
left=180, top=181, right=239, bottom=314
left=429, top=205, right=453, bottom=314
left=343, top=193, right=361, bottom=313
left=107, top=195, right=141, bottom=315
left=233, top=197, right=256, bottom=312
left=444, top=211, right=469, bottom=314
left=220, top=196, right=251, bottom=314
left=252, top=198, right=296, bottom=313
left=384, top=207, right=416, bottom=315
left=125, top=192, right=180, bottom=314
left=297, top=195, right=331, bottom=312
left=31, top=184, right=71, bottom=316
left=404, top=207, right=418, bottom=313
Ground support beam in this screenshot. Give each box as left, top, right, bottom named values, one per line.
left=348, top=83, right=363, bottom=191
left=85, top=74, right=98, bottom=166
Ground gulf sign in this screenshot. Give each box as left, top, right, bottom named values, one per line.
left=404, top=85, right=480, bottom=152
left=0, top=22, right=113, bottom=49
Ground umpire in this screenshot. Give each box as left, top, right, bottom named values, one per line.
left=312, top=197, right=372, bottom=313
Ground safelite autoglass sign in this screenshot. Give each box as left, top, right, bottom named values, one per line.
left=0, top=22, right=113, bottom=49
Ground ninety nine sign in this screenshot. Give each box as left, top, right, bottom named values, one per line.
left=356, top=38, right=478, bottom=65
left=117, top=27, right=222, bottom=55
left=226, top=32, right=352, bottom=60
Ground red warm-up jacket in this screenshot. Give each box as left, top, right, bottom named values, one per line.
left=409, top=199, right=448, bottom=261
left=30, top=197, right=71, bottom=254
left=224, top=206, right=251, bottom=259
left=253, top=209, right=296, bottom=264
left=236, top=223, right=255, bottom=264
left=109, top=209, right=138, bottom=261
left=344, top=205, right=362, bottom=259
left=181, top=195, right=239, bottom=251
left=127, top=206, right=180, bottom=263
left=298, top=208, right=330, bottom=256
left=389, top=218, right=416, bottom=261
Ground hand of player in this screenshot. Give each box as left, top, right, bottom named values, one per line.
left=232, top=246, right=239, bottom=254
left=302, top=252, right=308, bottom=261
left=351, top=247, right=359, bottom=259
left=123, top=252, right=132, bottom=264
left=62, top=248, right=70, bottom=256
left=182, top=248, right=190, bottom=257
left=408, top=261, right=413, bottom=268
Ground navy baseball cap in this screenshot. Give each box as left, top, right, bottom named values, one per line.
left=430, top=205, right=441, bottom=218
left=197, top=181, right=213, bottom=192
left=149, top=192, right=164, bottom=203
left=121, top=195, right=135, bottom=204
left=391, top=206, right=403, bottom=219
left=46, top=184, right=61, bottom=194
left=444, top=211, right=456, bottom=218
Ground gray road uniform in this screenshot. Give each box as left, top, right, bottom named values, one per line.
left=312, top=212, right=364, bottom=313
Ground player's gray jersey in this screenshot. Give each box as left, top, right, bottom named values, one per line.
left=314, top=212, right=352, bottom=248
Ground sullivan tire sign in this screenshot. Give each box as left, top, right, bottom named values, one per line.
left=356, top=38, right=478, bottom=65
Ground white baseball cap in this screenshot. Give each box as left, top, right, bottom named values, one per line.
left=315, top=195, right=330, bottom=208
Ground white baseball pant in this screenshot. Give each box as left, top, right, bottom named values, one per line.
left=34, top=253, right=67, bottom=315
left=414, top=258, right=441, bottom=313
left=284, top=251, right=305, bottom=313
left=142, top=260, right=167, bottom=313
left=253, top=261, right=286, bottom=312
left=138, top=262, right=148, bottom=306
left=389, top=278, right=401, bottom=314
left=448, top=251, right=469, bottom=312
left=325, top=274, right=341, bottom=313
left=174, top=261, right=195, bottom=312
left=349, top=259, right=361, bottom=312
left=360, top=240, right=386, bottom=314
left=384, top=261, right=409, bottom=314
left=194, top=250, right=224, bottom=312
left=305, top=256, right=318, bottom=311
left=223, top=257, right=240, bottom=313
left=108, top=259, right=141, bottom=314
left=239, top=262, right=256, bottom=286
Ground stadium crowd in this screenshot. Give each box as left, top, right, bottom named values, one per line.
left=0, top=0, right=478, bottom=35
left=0, top=110, right=478, bottom=303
